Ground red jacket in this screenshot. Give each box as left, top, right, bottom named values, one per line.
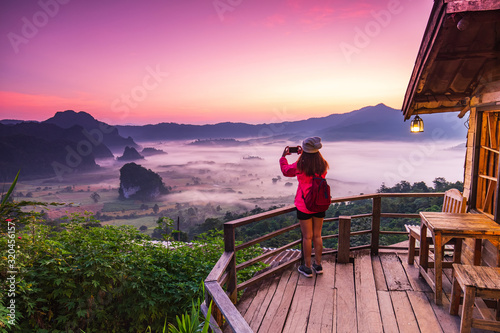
left=279, top=156, right=327, bottom=214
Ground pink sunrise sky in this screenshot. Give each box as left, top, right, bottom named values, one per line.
left=0, top=0, right=433, bottom=125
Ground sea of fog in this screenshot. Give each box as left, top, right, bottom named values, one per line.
left=112, top=139, right=467, bottom=210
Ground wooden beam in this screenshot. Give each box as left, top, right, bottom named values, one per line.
left=446, top=0, right=500, bottom=13
left=479, top=174, right=498, bottom=182
left=414, top=93, right=468, bottom=103
left=236, top=256, right=301, bottom=292
left=380, top=213, right=420, bottom=219
left=224, top=205, right=296, bottom=228
left=458, top=99, right=470, bottom=118
left=471, top=108, right=483, bottom=209
left=378, top=192, right=444, bottom=198
left=331, top=193, right=379, bottom=203
left=205, top=281, right=253, bottom=333
left=379, top=231, right=410, bottom=235
left=206, top=251, right=233, bottom=283
left=236, top=239, right=301, bottom=271
left=413, top=106, right=464, bottom=114
left=481, top=145, right=500, bottom=154
left=235, top=223, right=300, bottom=251
left=436, top=50, right=500, bottom=61
left=476, top=102, right=500, bottom=112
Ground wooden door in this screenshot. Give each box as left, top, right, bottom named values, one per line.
left=474, top=111, right=500, bottom=220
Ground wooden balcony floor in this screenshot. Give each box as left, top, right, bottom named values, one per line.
left=231, top=249, right=492, bottom=333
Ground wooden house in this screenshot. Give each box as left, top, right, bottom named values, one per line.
left=402, top=0, right=500, bottom=267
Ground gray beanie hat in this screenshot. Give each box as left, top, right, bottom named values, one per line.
left=302, top=137, right=322, bottom=153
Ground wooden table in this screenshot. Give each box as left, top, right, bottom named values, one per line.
left=419, top=212, right=500, bottom=305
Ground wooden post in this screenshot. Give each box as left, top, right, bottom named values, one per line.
left=371, top=196, right=381, bottom=256
left=338, top=216, right=351, bottom=263
left=224, top=223, right=238, bottom=303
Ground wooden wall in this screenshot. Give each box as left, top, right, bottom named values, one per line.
left=460, top=60, right=500, bottom=268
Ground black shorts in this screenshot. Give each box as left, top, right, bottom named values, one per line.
left=296, top=209, right=326, bottom=220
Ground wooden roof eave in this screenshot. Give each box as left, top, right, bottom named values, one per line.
left=402, top=0, right=447, bottom=121
left=402, top=1, right=500, bottom=121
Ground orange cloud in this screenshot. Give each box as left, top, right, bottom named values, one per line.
left=1, top=91, right=71, bottom=108
left=0, top=91, right=105, bottom=120
left=0, top=91, right=103, bottom=108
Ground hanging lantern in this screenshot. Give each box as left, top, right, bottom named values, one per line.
left=410, top=115, right=424, bottom=133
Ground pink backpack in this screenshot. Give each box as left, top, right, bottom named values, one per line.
left=302, top=176, right=331, bottom=212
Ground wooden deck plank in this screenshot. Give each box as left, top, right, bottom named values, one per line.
left=249, top=274, right=281, bottom=332
left=372, top=255, right=388, bottom=291
left=377, top=290, right=399, bottom=333
left=237, top=283, right=260, bottom=317
left=424, top=291, right=461, bottom=333
left=398, top=253, right=432, bottom=292
left=257, top=269, right=292, bottom=333
left=262, top=269, right=299, bottom=333
left=355, top=251, right=383, bottom=333
left=243, top=276, right=275, bottom=326
left=306, top=259, right=336, bottom=333
left=407, top=291, right=443, bottom=332
left=280, top=286, right=312, bottom=333
left=335, top=262, right=357, bottom=333
left=237, top=251, right=475, bottom=333
left=281, top=272, right=317, bottom=333
left=390, top=291, right=420, bottom=333
left=380, top=253, right=413, bottom=291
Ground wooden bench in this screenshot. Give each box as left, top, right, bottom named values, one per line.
left=407, top=188, right=467, bottom=265
left=450, top=264, right=500, bottom=333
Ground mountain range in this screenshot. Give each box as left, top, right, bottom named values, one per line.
left=115, top=104, right=467, bottom=141
left=0, top=104, right=467, bottom=180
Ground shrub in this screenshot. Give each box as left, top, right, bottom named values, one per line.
left=0, top=210, right=265, bottom=332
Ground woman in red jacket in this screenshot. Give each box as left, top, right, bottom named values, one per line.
left=280, top=137, right=329, bottom=277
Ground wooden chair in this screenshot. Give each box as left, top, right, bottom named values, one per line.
left=407, top=188, right=467, bottom=264
left=450, top=264, right=500, bottom=333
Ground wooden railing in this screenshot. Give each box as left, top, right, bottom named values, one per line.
left=202, top=192, right=444, bottom=333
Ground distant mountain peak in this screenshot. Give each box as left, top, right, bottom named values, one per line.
left=45, top=110, right=98, bottom=128
left=42, top=110, right=138, bottom=149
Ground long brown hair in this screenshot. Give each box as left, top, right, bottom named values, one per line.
left=297, top=152, right=329, bottom=177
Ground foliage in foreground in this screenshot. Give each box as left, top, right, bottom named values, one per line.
left=0, top=207, right=264, bottom=332
left=165, top=298, right=211, bottom=333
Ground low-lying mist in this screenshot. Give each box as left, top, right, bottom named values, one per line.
left=15, top=138, right=466, bottom=223
left=138, top=139, right=465, bottom=205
